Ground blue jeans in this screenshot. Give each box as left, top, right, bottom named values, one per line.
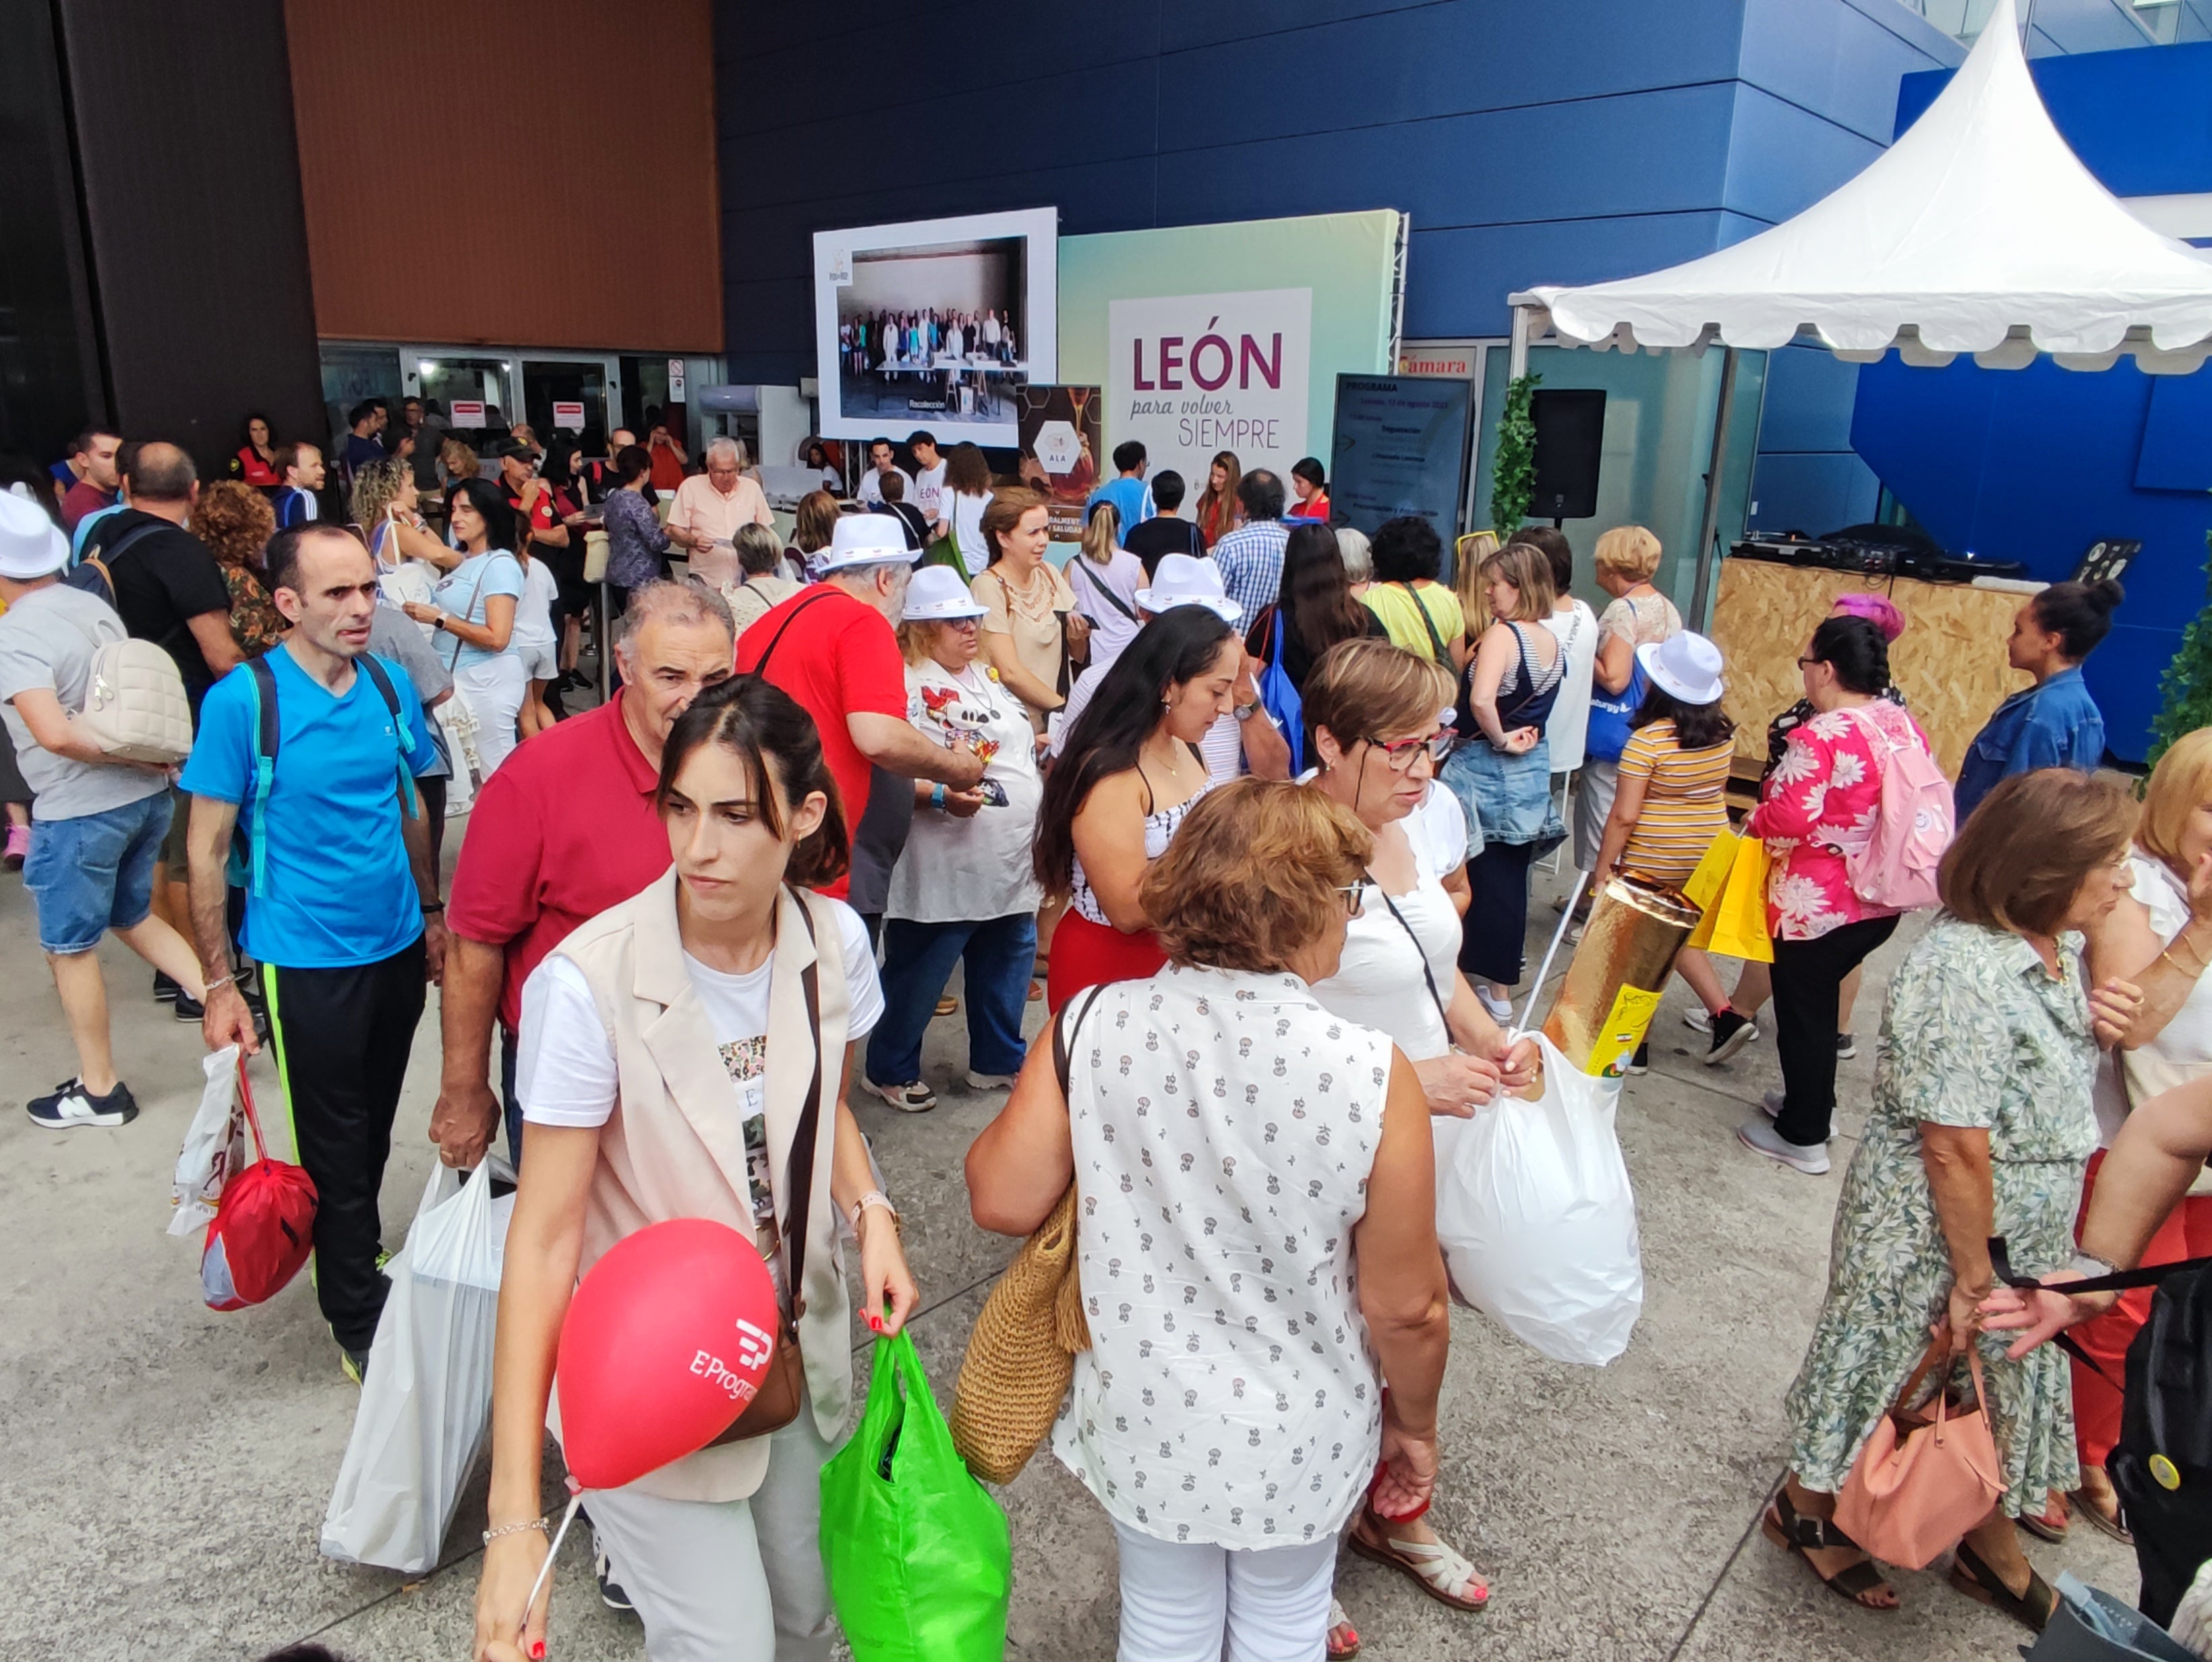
left=867, top=913, right=1036, bottom=1083
left=23, top=790, right=171, bottom=954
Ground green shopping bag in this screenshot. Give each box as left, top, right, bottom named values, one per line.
left=821, top=1332, right=1012, bottom=1662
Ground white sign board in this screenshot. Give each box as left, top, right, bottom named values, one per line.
left=449, top=400, right=486, bottom=429
left=1108, top=287, right=1311, bottom=491
left=668, top=359, right=687, bottom=401
left=551, top=401, right=585, bottom=429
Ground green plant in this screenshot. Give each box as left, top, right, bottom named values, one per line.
left=1490, top=373, right=1540, bottom=536
left=2148, top=529, right=2212, bottom=776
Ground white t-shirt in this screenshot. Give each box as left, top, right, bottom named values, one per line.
left=948, top=490, right=993, bottom=576
left=1545, top=599, right=1599, bottom=775
left=857, top=466, right=914, bottom=507
left=885, top=660, right=1043, bottom=924
left=1310, top=797, right=1462, bottom=1061
left=518, top=902, right=883, bottom=1225
left=911, top=462, right=947, bottom=525
left=512, top=556, right=559, bottom=653
left=1064, top=548, right=1146, bottom=666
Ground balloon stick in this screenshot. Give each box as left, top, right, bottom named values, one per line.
left=517, top=1489, right=584, bottom=1643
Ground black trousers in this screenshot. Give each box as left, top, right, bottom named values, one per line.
left=1460, top=840, right=1538, bottom=986
left=262, top=936, right=428, bottom=1352
left=1769, top=913, right=1897, bottom=1147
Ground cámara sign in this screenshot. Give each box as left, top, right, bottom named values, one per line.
left=1108, top=287, right=1311, bottom=488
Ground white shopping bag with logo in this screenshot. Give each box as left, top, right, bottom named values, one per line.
left=1434, top=1034, right=1643, bottom=1366
left=169, top=1045, right=246, bottom=1236
left=322, top=1156, right=515, bottom=1572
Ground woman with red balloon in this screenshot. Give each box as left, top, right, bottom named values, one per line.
left=473, top=678, right=919, bottom=1662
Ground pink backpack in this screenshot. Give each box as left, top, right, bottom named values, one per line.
left=1841, top=706, right=1953, bottom=911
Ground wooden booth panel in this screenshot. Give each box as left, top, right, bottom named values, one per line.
left=1708, top=559, right=2033, bottom=784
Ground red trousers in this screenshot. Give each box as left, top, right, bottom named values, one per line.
left=1047, top=911, right=1167, bottom=1012
left=2071, top=1147, right=2212, bottom=1468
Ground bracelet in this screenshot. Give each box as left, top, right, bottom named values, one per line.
left=852, top=1190, right=899, bottom=1233
left=930, top=783, right=948, bottom=811
left=421, top=901, right=444, bottom=914
left=204, top=973, right=235, bottom=996
left=482, top=1516, right=549, bottom=1545
left=2068, top=1250, right=2118, bottom=1282
left=2161, top=941, right=2207, bottom=977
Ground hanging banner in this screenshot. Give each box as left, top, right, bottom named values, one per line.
left=1107, top=288, right=1312, bottom=494
left=1014, top=385, right=1103, bottom=540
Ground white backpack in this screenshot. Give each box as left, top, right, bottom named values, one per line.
left=78, top=634, right=194, bottom=765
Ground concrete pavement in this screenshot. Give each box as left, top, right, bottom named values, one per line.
left=0, top=855, right=2136, bottom=1661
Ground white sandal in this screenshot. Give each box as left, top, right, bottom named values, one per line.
left=1347, top=1514, right=1490, bottom=1611
left=1327, top=1596, right=1360, bottom=1660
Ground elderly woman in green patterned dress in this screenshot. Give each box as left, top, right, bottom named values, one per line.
left=1764, top=768, right=2144, bottom=1632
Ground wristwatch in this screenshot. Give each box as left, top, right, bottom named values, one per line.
left=432, top=615, right=447, bottom=631
left=1233, top=699, right=1260, bottom=722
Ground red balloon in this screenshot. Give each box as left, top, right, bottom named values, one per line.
left=556, top=1218, right=780, bottom=1490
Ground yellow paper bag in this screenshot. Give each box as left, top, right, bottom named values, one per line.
left=1681, top=828, right=1740, bottom=915
left=1687, top=834, right=1774, bottom=963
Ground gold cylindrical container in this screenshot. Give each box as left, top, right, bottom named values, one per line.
left=1543, top=876, right=1704, bottom=1076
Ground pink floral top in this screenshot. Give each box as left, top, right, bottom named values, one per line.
left=1745, top=699, right=1933, bottom=942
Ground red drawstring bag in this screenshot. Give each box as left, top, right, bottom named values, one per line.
left=202, top=1058, right=318, bottom=1311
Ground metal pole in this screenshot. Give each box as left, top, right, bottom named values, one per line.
left=1688, top=346, right=1741, bottom=631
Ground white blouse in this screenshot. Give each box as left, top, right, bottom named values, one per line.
left=1052, top=965, right=1391, bottom=1551
left=2093, top=849, right=2212, bottom=1147
left=1309, top=789, right=1463, bottom=1062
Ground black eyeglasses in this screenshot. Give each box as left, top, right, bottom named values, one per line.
left=1337, top=878, right=1372, bottom=917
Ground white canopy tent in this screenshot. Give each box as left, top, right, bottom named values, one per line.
left=1503, top=0, right=2212, bottom=620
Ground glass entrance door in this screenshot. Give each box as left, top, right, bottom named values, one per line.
left=416, top=356, right=514, bottom=453
left=521, top=357, right=612, bottom=452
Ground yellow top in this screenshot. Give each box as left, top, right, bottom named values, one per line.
left=1617, top=719, right=1734, bottom=887
left=1361, top=581, right=1464, bottom=662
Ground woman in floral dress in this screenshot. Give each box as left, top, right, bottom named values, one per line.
left=1765, top=768, right=2140, bottom=1630
left=1736, top=616, right=1933, bottom=1172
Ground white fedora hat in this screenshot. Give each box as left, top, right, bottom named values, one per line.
left=0, top=488, right=70, bottom=581
left=902, top=565, right=985, bottom=621
left=817, top=513, right=914, bottom=573
left=1637, top=630, right=1725, bottom=704
left=1135, top=552, right=1242, bottom=623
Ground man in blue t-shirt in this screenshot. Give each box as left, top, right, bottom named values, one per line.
left=1085, top=439, right=1155, bottom=537
left=181, top=524, right=444, bottom=1380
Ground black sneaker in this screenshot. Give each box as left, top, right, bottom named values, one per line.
left=154, top=971, right=181, bottom=1004
left=593, top=1530, right=634, bottom=1613
left=1836, top=1031, right=1858, bottom=1060
left=1703, top=1008, right=1757, bottom=1066
left=1624, top=1041, right=1650, bottom=1075
left=173, top=990, right=205, bottom=1023
left=341, top=1345, right=372, bottom=1385
left=28, top=1077, right=139, bottom=1130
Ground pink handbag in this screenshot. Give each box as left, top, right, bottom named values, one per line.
left=1832, top=1334, right=2008, bottom=1570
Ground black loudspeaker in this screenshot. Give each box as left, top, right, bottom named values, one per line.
left=1530, top=389, right=1606, bottom=521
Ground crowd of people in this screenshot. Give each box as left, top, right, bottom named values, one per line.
left=5, top=409, right=2198, bottom=1662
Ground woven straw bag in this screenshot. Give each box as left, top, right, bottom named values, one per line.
left=950, top=987, right=1104, bottom=1483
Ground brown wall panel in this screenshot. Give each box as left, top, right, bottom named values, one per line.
left=284, top=0, right=721, bottom=351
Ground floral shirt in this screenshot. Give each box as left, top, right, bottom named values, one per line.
left=222, top=563, right=285, bottom=659
left=1745, top=699, right=1932, bottom=941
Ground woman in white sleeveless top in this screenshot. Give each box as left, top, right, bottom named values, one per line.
left=969, top=780, right=1449, bottom=1662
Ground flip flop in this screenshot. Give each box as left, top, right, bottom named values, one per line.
left=2068, top=1486, right=2134, bottom=1546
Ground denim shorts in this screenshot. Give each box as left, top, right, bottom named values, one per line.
left=23, top=789, right=173, bottom=954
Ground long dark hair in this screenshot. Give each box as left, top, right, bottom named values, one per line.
left=656, top=679, right=848, bottom=889
left=1632, top=683, right=1735, bottom=751
left=1256, top=521, right=1368, bottom=663
left=1032, top=606, right=1236, bottom=898
left=444, top=477, right=519, bottom=552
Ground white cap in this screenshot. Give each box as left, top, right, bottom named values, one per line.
left=1637, top=631, right=1725, bottom=705
left=0, top=488, right=71, bottom=580
left=902, top=565, right=985, bottom=621
left=815, top=513, right=914, bottom=574
left=1135, top=552, right=1242, bottom=623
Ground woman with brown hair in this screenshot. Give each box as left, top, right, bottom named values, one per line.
left=1244, top=521, right=1385, bottom=700
left=939, top=442, right=995, bottom=576
left=969, top=486, right=1086, bottom=730
left=1193, top=450, right=1241, bottom=550
left=788, top=488, right=841, bottom=579
left=968, top=779, right=1450, bottom=1662
left=1764, top=768, right=2143, bottom=1630
left=191, top=479, right=284, bottom=658
left=475, top=677, right=915, bottom=1661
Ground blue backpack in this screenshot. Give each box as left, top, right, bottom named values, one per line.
left=1256, top=608, right=1306, bottom=774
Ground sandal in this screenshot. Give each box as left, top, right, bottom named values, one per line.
left=1760, top=1490, right=1895, bottom=1611
left=1950, top=1540, right=2056, bottom=1633
left=1346, top=1503, right=1489, bottom=1612
left=2069, top=1484, right=2134, bottom=1546
left=2016, top=1491, right=2069, bottom=1543
left=1326, top=1597, right=1359, bottom=1660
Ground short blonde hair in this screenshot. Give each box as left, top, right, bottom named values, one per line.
left=1480, top=543, right=1557, bottom=621
left=1302, top=638, right=1454, bottom=751
left=2139, top=728, right=2212, bottom=873
left=1140, top=780, right=1373, bottom=973
left=1941, top=770, right=2138, bottom=936
left=1594, top=524, right=1662, bottom=582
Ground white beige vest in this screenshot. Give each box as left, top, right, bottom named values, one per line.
left=552, top=871, right=852, bottom=1501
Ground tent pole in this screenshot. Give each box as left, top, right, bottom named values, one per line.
left=1688, top=346, right=1741, bottom=631
left=1508, top=304, right=1532, bottom=382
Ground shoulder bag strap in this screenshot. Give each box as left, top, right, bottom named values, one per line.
left=1404, top=581, right=1449, bottom=662
left=1053, top=983, right=1109, bottom=1096
left=1374, top=879, right=1451, bottom=1030
left=781, top=888, right=826, bottom=1316
left=1076, top=556, right=1139, bottom=625
left=444, top=563, right=491, bottom=670
left=747, top=588, right=836, bottom=679
left=1990, top=1233, right=2212, bottom=1388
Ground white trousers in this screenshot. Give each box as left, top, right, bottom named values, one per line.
left=1571, top=756, right=1620, bottom=879
left=453, top=652, right=527, bottom=778
left=582, top=1403, right=839, bottom=1662
left=1112, top=1522, right=1336, bottom=1662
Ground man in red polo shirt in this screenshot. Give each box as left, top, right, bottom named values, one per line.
left=734, top=515, right=983, bottom=932
left=429, top=581, right=736, bottom=1167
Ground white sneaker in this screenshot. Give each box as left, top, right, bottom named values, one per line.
left=1735, top=1116, right=1831, bottom=1176
left=963, top=1070, right=1017, bottom=1091
left=863, top=1077, right=937, bottom=1113
left=1474, top=985, right=1514, bottom=1024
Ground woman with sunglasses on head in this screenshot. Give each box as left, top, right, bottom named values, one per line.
left=1299, top=637, right=1536, bottom=1654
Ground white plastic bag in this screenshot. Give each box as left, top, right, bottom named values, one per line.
left=169, top=1045, right=245, bottom=1236
left=321, top=1157, right=515, bottom=1572
left=1434, top=1033, right=1643, bottom=1366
